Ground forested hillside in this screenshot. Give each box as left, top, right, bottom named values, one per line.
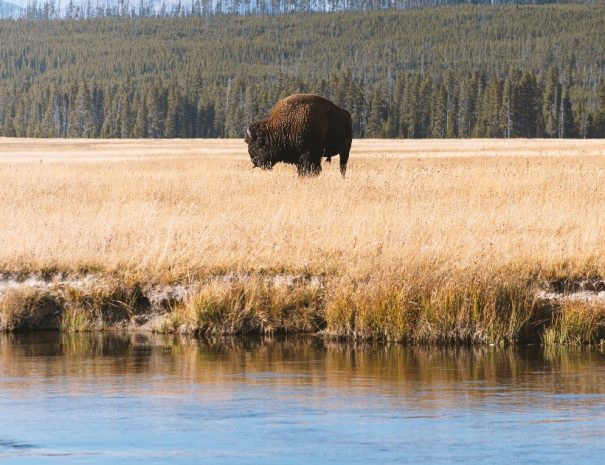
left=1, top=5, right=604, bottom=138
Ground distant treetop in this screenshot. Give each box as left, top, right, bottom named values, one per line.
left=4, top=0, right=605, bottom=20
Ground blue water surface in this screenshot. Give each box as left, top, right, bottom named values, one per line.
left=1, top=333, right=604, bottom=464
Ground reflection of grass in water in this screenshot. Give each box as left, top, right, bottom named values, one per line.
left=59, top=331, right=166, bottom=358
left=4, top=333, right=605, bottom=402
left=60, top=332, right=99, bottom=355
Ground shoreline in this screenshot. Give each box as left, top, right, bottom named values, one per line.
left=2, top=272, right=604, bottom=345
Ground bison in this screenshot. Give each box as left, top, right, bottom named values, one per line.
left=245, top=94, right=352, bottom=176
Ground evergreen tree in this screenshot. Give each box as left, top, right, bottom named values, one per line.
left=403, top=75, right=421, bottom=138
left=164, top=82, right=182, bottom=138
left=500, top=76, right=514, bottom=138
left=41, top=86, right=61, bottom=137
left=558, top=88, right=575, bottom=138
left=212, top=91, right=225, bottom=138
left=13, top=99, right=29, bottom=137
left=72, top=81, right=94, bottom=137
left=119, top=85, right=133, bottom=138
left=91, top=85, right=105, bottom=136
left=596, top=80, right=605, bottom=137
left=484, top=78, right=502, bottom=137
left=132, top=93, right=149, bottom=138
left=445, top=72, right=458, bottom=138
left=147, top=83, right=166, bottom=138
left=516, top=73, right=541, bottom=137
left=543, top=65, right=561, bottom=138
left=457, top=73, right=478, bottom=138
left=223, top=78, right=245, bottom=138
left=430, top=82, right=447, bottom=138
left=367, top=89, right=385, bottom=137
left=417, top=76, right=432, bottom=138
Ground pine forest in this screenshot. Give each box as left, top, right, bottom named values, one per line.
left=1, top=4, right=605, bottom=139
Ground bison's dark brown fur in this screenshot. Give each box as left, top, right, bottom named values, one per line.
left=245, top=94, right=353, bottom=176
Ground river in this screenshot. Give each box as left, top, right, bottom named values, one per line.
left=1, top=333, right=604, bottom=464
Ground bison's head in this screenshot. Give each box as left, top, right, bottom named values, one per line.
left=245, top=122, right=274, bottom=170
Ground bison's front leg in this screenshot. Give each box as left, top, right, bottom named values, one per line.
left=297, top=151, right=322, bottom=177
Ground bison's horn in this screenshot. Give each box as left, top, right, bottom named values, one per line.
left=246, top=127, right=252, bottom=139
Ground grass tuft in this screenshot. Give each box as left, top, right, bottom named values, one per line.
left=61, top=283, right=145, bottom=328
left=325, top=277, right=538, bottom=344
left=542, top=302, right=605, bottom=345
left=0, top=288, right=61, bottom=331
left=162, top=279, right=323, bottom=335
left=60, top=307, right=94, bottom=332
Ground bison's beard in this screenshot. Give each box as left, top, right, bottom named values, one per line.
left=250, top=154, right=273, bottom=170
left=248, top=146, right=274, bottom=170
left=251, top=159, right=273, bottom=170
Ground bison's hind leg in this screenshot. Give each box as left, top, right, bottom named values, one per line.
left=339, top=148, right=350, bottom=177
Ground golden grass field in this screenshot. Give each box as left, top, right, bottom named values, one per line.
left=1, top=138, right=605, bottom=343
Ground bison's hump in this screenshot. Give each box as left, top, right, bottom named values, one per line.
left=279, top=93, right=330, bottom=106
left=268, top=94, right=342, bottom=125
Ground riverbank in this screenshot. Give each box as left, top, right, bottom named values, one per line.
left=1, top=139, right=605, bottom=344
left=1, top=271, right=604, bottom=344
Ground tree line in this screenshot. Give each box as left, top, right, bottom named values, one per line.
left=0, top=7, right=604, bottom=138
left=9, top=0, right=605, bottom=20
left=4, top=67, right=605, bottom=138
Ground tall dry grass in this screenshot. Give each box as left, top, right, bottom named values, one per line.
left=1, top=138, right=604, bottom=278
left=1, top=138, right=605, bottom=342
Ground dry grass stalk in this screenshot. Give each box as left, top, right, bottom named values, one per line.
left=1, top=138, right=604, bottom=280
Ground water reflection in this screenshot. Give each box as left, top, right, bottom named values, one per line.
left=1, top=333, right=605, bottom=464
